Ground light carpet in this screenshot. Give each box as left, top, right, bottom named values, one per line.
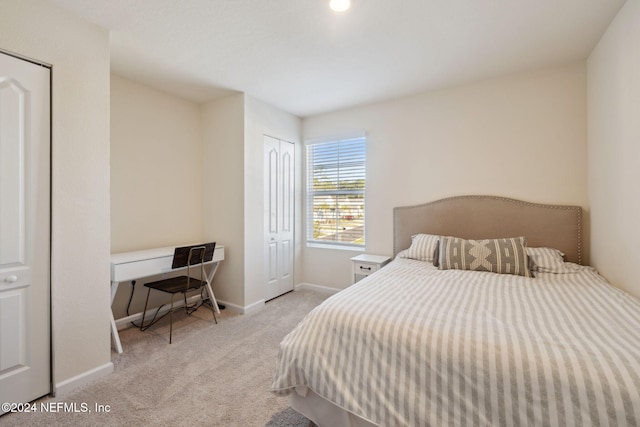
left=2, top=289, right=327, bottom=427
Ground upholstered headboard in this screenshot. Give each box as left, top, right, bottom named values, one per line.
left=393, top=195, right=583, bottom=264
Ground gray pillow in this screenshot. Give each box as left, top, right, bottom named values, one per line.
left=438, top=236, right=532, bottom=277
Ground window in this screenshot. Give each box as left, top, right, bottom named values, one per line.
left=306, top=135, right=366, bottom=248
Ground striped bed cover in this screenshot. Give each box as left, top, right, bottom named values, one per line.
left=271, top=258, right=640, bottom=426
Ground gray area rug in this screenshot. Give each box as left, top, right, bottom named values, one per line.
left=2, top=289, right=328, bottom=427
left=265, top=407, right=315, bottom=427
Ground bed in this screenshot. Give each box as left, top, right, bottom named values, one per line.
left=271, top=196, right=640, bottom=426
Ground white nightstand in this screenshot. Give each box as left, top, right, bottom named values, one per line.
left=350, top=254, right=391, bottom=284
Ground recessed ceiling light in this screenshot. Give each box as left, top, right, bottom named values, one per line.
left=330, top=0, right=350, bottom=12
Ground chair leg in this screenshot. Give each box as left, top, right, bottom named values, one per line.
left=183, top=293, right=192, bottom=315
left=140, top=288, right=152, bottom=330
left=169, top=294, right=174, bottom=344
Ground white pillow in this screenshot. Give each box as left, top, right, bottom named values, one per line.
left=527, top=247, right=570, bottom=273
left=400, top=234, right=439, bottom=262
left=395, top=249, right=409, bottom=259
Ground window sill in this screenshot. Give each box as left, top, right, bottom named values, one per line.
left=306, top=242, right=365, bottom=252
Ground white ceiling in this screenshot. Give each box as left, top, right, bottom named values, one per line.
left=51, top=0, right=625, bottom=117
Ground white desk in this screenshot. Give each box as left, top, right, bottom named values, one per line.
left=110, top=244, right=224, bottom=353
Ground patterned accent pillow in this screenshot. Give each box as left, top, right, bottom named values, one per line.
left=400, top=234, right=439, bottom=262
left=438, top=236, right=532, bottom=277
left=527, top=247, right=569, bottom=273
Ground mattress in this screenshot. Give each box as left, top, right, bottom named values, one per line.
left=271, top=257, right=640, bottom=426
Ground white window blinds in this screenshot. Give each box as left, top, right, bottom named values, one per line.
left=306, top=136, right=366, bottom=247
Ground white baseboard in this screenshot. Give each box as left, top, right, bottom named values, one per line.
left=215, top=299, right=243, bottom=313
left=294, top=283, right=342, bottom=295
left=243, top=299, right=266, bottom=314
left=215, top=298, right=265, bottom=314
left=54, top=362, right=114, bottom=396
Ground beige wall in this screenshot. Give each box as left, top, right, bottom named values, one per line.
left=110, top=75, right=204, bottom=253
left=587, top=0, right=640, bottom=298
left=0, top=0, right=112, bottom=389
left=302, top=62, right=588, bottom=289
left=202, top=94, right=246, bottom=308
left=244, top=95, right=302, bottom=306
left=110, top=75, right=205, bottom=317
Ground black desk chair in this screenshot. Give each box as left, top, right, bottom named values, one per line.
left=140, top=242, right=218, bottom=343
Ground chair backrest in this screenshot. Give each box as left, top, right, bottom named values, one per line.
left=171, top=242, right=216, bottom=269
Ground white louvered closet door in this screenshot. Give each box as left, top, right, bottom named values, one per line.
left=264, top=136, right=294, bottom=301
left=0, top=51, right=51, bottom=411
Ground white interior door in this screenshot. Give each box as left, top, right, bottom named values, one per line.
left=0, top=52, right=51, bottom=411
left=264, top=136, right=294, bottom=301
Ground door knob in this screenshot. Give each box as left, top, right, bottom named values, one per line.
left=4, top=275, right=18, bottom=283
